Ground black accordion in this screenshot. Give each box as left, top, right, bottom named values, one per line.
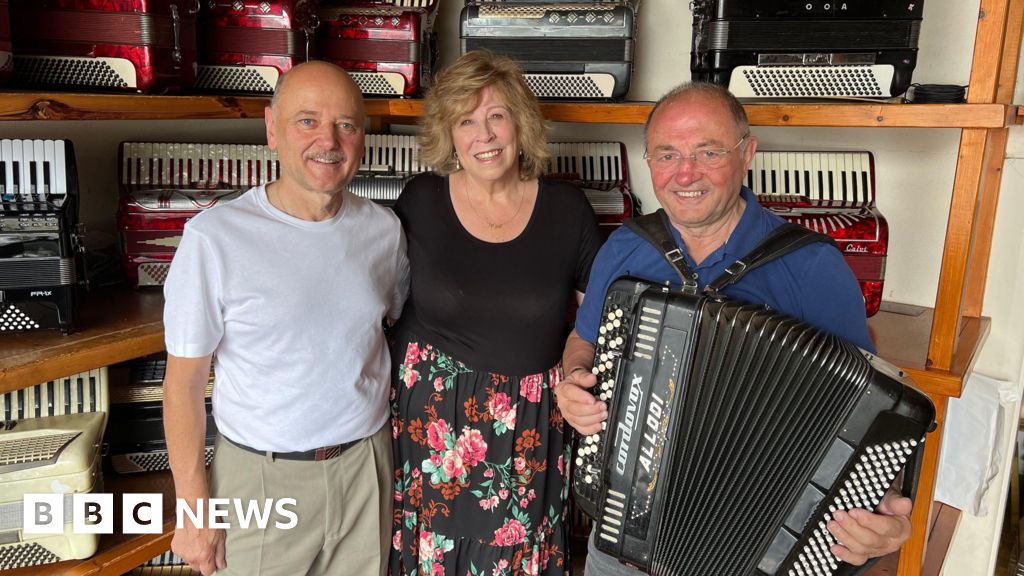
left=573, top=277, right=936, bottom=576
left=690, top=0, right=923, bottom=98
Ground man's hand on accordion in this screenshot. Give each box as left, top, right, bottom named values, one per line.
left=555, top=366, right=608, bottom=435
left=826, top=491, right=913, bottom=565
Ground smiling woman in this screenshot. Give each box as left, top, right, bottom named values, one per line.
left=387, top=51, right=603, bottom=576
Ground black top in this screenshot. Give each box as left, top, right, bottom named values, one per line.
left=394, top=172, right=602, bottom=376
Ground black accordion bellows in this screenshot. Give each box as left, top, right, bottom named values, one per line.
left=573, top=277, right=935, bottom=576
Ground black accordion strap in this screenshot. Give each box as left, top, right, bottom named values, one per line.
left=705, top=222, right=837, bottom=296
left=625, top=210, right=836, bottom=297
left=624, top=209, right=699, bottom=294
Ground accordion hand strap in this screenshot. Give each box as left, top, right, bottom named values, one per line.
left=624, top=209, right=836, bottom=297
left=624, top=209, right=699, bottom=294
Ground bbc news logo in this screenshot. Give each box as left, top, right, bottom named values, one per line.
left=23, top=494, right=298, bottom=534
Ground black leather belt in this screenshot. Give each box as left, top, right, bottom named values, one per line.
left=224, top=435, right=360, bottom=461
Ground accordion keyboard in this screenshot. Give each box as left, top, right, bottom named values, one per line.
left=2, top=368, right=108, bottom=421
left=0, top=139, right=69, bottom=204
left=572, top=297, right=634, bottom=520
left=747, top=151, right=874, bottom=205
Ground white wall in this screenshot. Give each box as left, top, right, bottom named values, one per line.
left=0, top=1, right=1019, bottom=571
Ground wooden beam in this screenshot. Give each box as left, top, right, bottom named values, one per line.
left=968, top=0, right=1012, bottom=103
left=963, top=129, right=1010, bottom=317
left=995, top=0, right=1024, bottom=103
left=897, top=395, right=949, bottom=576
left=929, top=129, right=989, bottom=370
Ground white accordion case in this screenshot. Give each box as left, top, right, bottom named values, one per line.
left=0, top=368, right=108, bottom=570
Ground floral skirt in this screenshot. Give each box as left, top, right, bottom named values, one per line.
left=389, top=332, right=570, bottom=576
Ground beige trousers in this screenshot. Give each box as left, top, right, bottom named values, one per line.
left=209, top=423, right=392, bottom=576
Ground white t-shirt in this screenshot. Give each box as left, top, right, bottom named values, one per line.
left=163, top=185, right=409, bottom=451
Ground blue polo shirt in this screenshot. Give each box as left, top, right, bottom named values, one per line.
left=576, top=186, right=874, bottom=352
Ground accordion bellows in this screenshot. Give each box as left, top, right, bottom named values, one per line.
left=574, top=277, right=935, bottom=576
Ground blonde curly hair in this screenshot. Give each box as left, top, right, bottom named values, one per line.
left=419, top=51, right=550, bottom=180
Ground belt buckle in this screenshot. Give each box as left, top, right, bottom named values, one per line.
left=315, top=444, right=343, bottom=461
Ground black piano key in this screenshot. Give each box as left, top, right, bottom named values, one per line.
left=861, top=172, right=871, bottom=203
left=63, top=378, right=71, bottom=415
left=43, top=160, right=51, bottom=195
left=47, top=380, right=55, bottom=414
left=850, top=170, right=859, bottom=201
left=770, top=169, right=777, bottom=193
left=89, top=374, right=96, bottom=412
left=0, top=161, right=7, bottom=198
left=783, top=170, right=790, bottom=194
left=77, top=377, right=84, bottom=413
left=804, top=171, right=811, bottom=199
left=746, top=169, right=753, bottom=189
left=841, top=171, right=849, bottom=202
left=760, top=170, right=767, bottom=193
left=29, top=160, right=38, bottom=196
left=12, top=160, right=19, bottom=194
left=826, top=170, right=834, bottom=201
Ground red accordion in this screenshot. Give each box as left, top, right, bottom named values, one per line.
left=748, top=151, right=887, bottom=317
left=9, top=0, right=198, bottom=93
left=196, top=0, right=317, bottom=93
left=118, top=142, right=279, bottom=287
left=316, top=1, right=435, bottom=97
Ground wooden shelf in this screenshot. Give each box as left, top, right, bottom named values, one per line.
left=0, top=91, right=1010, bottom=128
left=5, top=470, right=176, bottom=576
left=0, top=286, right=988, bottom=401
left=0, top=286, right=165, bottom=395
left=868, top=306, right=991, bottom=398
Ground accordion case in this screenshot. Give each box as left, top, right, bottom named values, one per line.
left=196, top=0, right=317, bottom=94
left=316, top=2, right=435, bottom=97
left=118, top=142, right=278, bottom=287
left=0, top=368, right=108, bottom=570
left=9, top=0, right=199, bottom=93
left=690, top=0, right=923, bottom=98
left=0, top=139, right=81, bottom=334
left=574, top=278, right=935, bottom=576
left=460, top=1, right=638, bottom=100
left=747, top=151, right=886, bottom=317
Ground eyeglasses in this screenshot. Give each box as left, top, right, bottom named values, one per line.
left=643, top=133, right=750, bottom=172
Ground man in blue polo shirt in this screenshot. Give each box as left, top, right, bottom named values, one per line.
left=555, top=82, right=912, bottom=575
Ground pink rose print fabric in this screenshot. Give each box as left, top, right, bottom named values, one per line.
left=390, top=337, right=570, bottom=576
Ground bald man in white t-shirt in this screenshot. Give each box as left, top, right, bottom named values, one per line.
left=162, top=61, right=409, bottom=576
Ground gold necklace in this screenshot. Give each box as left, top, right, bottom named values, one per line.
left=461, top=179, right=525, bottom=230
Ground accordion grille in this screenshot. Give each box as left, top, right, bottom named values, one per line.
left=0, top=542, right=62, bottom=570
left=350, top=72, right=402, bottom=95
left=0, top=304, right=42, bottom=331
left=477, top=4, right=616, bottom=18
left=525, top=74, right=607, bottom=99
left=14, top=56, right=130, bottom=88
left=138, top=263, right=171, bottom=286
left=740, top=66, right=885, bottom=98
left=195, top=65, right=275, bottom=93
left=650, top=301, right=870, bottom=574
left=0, top=431, right=80, bottom=467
